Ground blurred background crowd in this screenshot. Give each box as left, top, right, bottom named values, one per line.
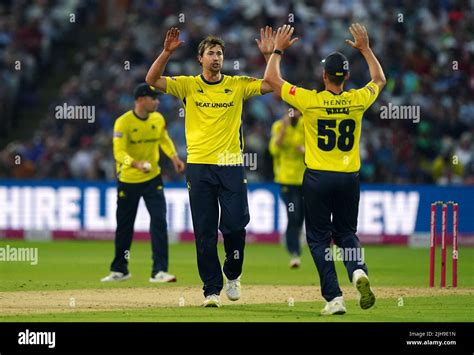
left=1, top=0, right=473, bottom=185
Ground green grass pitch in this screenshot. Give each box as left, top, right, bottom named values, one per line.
left=0, top=240, right=473, bottom=322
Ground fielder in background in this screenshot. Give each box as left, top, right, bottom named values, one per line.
left=101, top=83, right=185, bottom=283
left=269, top=110, right=305, bottom=268
left=264, top=24, right=386, bottom=315
left=145, top=27, right=275, bottom=307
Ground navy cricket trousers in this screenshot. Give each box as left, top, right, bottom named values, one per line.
left=186, top=164, right=250, bottom=297
left=111, top=174, right=169, bottom=276
left=303, top=169, right=369, bottom=302
left=280, top=184, right=304, bottom=256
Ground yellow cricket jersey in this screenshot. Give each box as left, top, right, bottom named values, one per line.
left=113, top=110, right=177, bottom=183
left=269, top=118, right=305, bottom=185
left=281, top=81, right=380, bottom=172
left=164, top=75, right=262, bottom=164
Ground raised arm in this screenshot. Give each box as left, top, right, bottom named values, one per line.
left=145, top=28, right=184, bottom=92
left=263, top=25, right=299, bottom=97
left=255, top=26, right=276, bottom=94
left=345, top=23, right=386, bottom=90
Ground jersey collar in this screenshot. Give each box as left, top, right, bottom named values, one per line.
left=326, top=89, right=344, bottom=95
left=200, top=74, right=224, bottom=85
left=132, top=110, right=149, bottom=121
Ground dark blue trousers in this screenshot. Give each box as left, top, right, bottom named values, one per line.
left=111, top=175, right=169, bottom=276
left=186, top=164, right=249, bottom=297
left=280, top=184, right=304, bottom=256
left=303, top=169, right=368, bottom=302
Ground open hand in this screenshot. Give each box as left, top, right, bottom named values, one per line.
left=164, top=27, right=184, bottom=53
left=274, top=24, right=299, bottom=51
left=256, top=26, right=275, bottom=55
left=345, top=23, right=369, bottom=51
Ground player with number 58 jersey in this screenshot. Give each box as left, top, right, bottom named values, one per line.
left=281, top=79, right=379, bottom=172
left=264, top=23, right=386, bottom=315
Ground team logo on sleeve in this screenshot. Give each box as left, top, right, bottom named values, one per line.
left=366, top=85, right=375, bottom=95
left=113, top=131, right=123, bottom=138
left=289, top=85, right=297, bottom=95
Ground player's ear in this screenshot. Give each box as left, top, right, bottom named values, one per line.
left=197, top=55, right=202, bottom=66
left=322, top=70, right=328, bottom=81
left=345, top=72, right=350, bottom=81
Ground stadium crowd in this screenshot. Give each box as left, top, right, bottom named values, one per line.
left=1, top=0, right=473, bottom=185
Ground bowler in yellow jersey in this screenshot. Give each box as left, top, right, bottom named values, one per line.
left=269, top=111, right=305, bottom=268
left=101, top=83, right=185, bottom=284
left=264, top=24, right=386, bottom=315
left=146, top=27, right=275, bottom=306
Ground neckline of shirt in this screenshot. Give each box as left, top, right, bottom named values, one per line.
left=132, top=110, right=149, bottom=121
left=325, top=89, right=344, bottom=95
left=200, top=74, right=225, bottom=85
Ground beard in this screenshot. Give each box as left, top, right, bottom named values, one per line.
left=209, top=62, right=221, bottom=73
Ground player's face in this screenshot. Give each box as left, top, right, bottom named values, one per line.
left=199, top=45, right=224, bottom=73
left=143, top=96, right=159, bottom=113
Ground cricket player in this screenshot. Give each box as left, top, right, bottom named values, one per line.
left=145, top=27, right=275, bottom=307
left=101, top=83, right=185, bottom=283
left=264, top=24, right=386, bottom=315
left=269, top=110, right=305, bottom=268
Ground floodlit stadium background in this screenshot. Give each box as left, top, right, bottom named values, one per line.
left=0, top=0, right=473, bottom=244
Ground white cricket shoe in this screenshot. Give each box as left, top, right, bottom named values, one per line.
left=225, top=276, right=241, bottom=301
left=320, top=296, right=347, bottom=316
left=352, top=269, right=376, bottom=310
left=289, top=256, right=301, bottom=269
left=100, top=271, right=131, bottom=282
left=202, top=294, right=221, bottom=308
left=149, top=271, right=177, bottom=283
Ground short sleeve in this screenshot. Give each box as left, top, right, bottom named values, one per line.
left=165, top=76, right=191, bottom=100
left=240, top=76, right=263, bottom=100
left=356, top=81, right=380, bottom=110
left=281, top=81, right=314, bottom=112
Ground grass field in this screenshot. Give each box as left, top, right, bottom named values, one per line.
left=0, top=240, right=473, bottom=322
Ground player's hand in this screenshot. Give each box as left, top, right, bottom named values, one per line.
left=296, top=145, right=305, bottom=154
left=172, top=156, right=185, bottom=173
left=282, top=114, right=291, bottom=127
left=290, top=109, right=302, bottom=119
left=274, top=24, right=299, bottom=51
left=256, top=26, right=275, bottom=55
left=164, top=27, right=184, bottom=53
left=132, top=161, right=151, bottom=173
left=345, top=23, right=369, bottom=51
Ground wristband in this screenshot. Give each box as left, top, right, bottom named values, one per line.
left=273, top=49, right=283, bottom=55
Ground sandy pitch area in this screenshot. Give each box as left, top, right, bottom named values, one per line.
left=0, top=286, right=472, bottom=315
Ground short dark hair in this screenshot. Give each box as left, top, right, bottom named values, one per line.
left=197, top=35, right=225, bottom=57
left=327, top=73, right=346, bottom=85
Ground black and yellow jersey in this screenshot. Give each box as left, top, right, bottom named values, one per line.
left=281, top=81, right=380, bottom=172
left=113, top=110, right=177, bottom=183
left=164, top=74, right=262, bottom=164
left=269, top=118, right=305, bottom=185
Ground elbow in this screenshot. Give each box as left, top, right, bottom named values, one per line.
left=263, top=77, right=281, bottom=94
left=263, top=75, right=276, bottom=87
left=145, top=75, right=155, bottom=87
left=375, top=76, right=387, bottom=90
